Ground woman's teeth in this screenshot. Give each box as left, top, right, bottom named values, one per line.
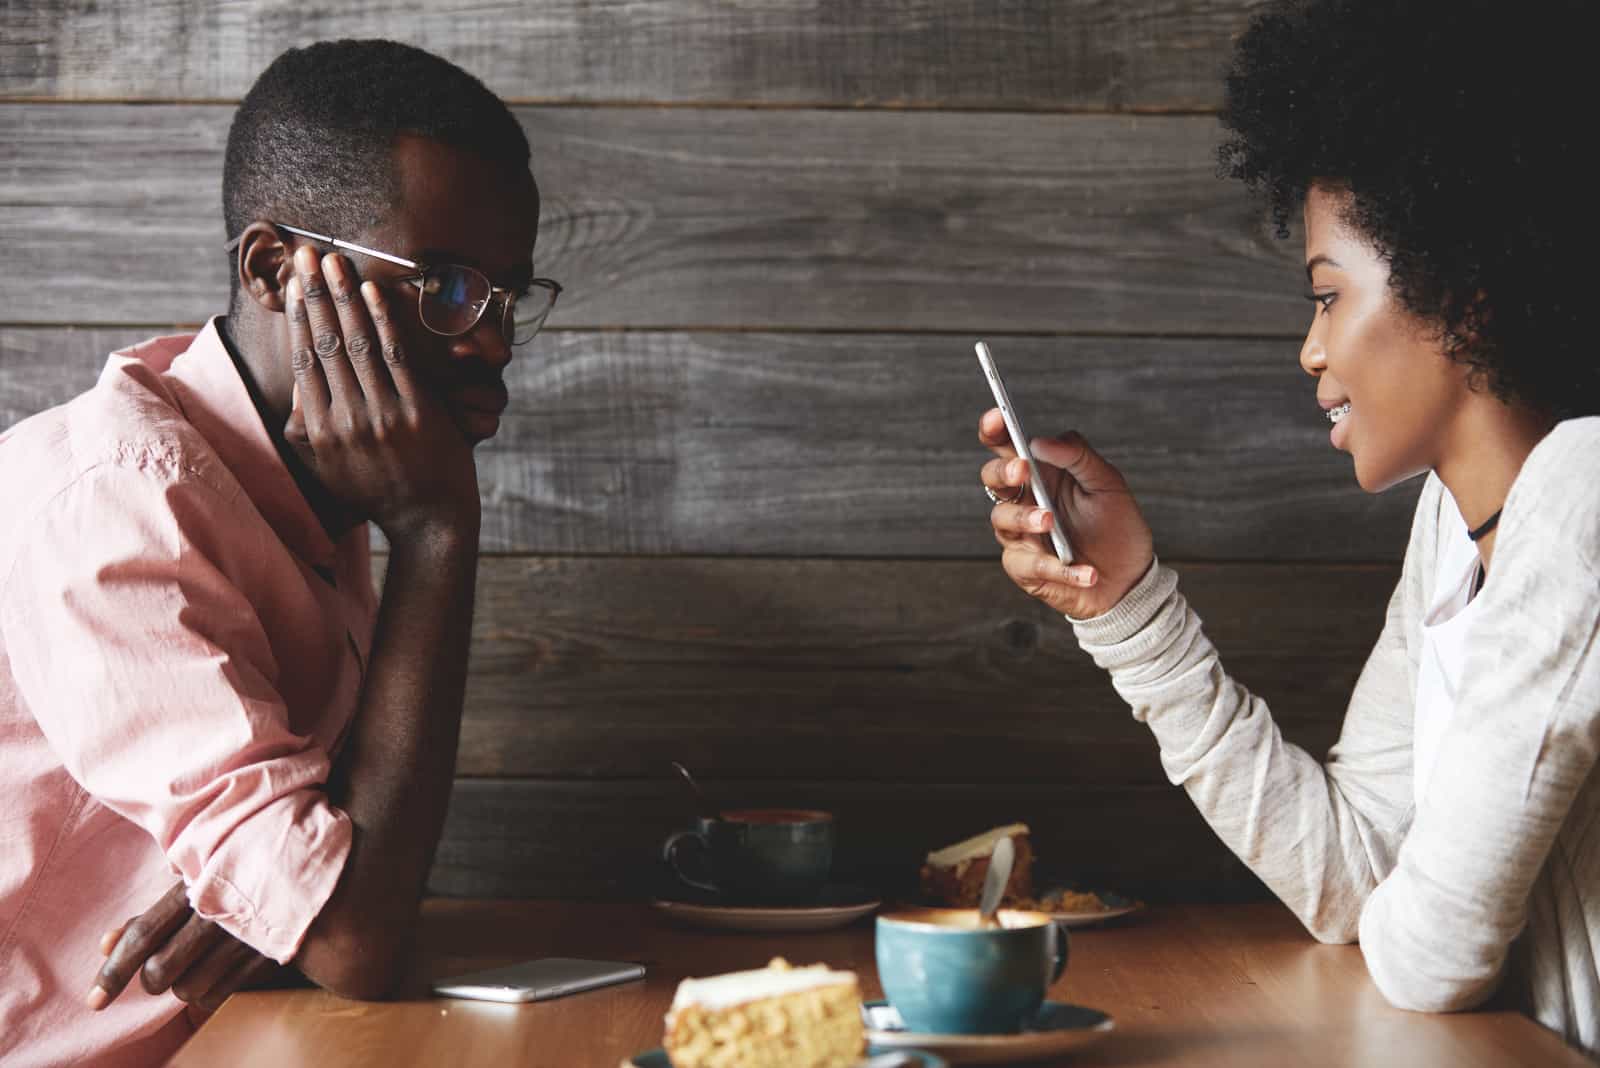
left=1326, top=402, right=1351, bottom=425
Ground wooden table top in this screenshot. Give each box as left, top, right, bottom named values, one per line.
left=167, top=898, right=1588, bottom=1068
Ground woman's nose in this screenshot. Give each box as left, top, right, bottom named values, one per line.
left=1299, top=319, right=1327, bottom=378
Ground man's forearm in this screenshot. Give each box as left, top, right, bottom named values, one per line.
left=296, top=521, right=479, bottom=997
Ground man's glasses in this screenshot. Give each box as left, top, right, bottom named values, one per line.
left=224, top=222, right=562, bottom=346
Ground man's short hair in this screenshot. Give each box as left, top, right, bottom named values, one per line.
left=223, top=39, right=531, bottom=301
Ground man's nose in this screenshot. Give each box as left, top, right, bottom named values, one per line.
left=448, top=316, right=514, bottom=370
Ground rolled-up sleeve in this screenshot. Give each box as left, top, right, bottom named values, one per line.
left=2, top=459, right=352, bottom=963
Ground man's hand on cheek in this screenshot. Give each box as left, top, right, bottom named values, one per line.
left=89, top=881, right=285, bottom=1015
left=283, top=245, right=481, bottom=542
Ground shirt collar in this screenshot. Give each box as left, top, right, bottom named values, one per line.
left=130, top=317, right=339, bottom=569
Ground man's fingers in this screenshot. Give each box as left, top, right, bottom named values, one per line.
left=171, top=938, right=253, bottom=1009
left=362, top=281, right=421, bottom=404
left=99, top=923, right=127, bottom=957
left=285, top=275, right=331, bottom=441
left=325, top=253, right=395, bottom=404
left=139, top=916, right=225, bottom=996
left=90, top=883, right=192, bottom=1009
left=192, top=952, right=279, bottom=1014
left=293, top=246, right=363, bottom=420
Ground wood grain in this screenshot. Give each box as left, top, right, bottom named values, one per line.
left=0, top=105, right=1306, bottom=335
left=427, top=778, right=1269, bottom=902
left=452, top=557, right=1395, bottom=781
left=2, top=0, right=1262, bottom=111
left=169, top=901, right=1595, bottom=1068
left=2, top=328, right=1419, bottom=559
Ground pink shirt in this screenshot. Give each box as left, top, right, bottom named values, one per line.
left=0, top=320, right=374, bottom=1067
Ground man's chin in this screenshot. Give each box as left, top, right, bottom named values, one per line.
left=454, top=407, right=502, bottom=444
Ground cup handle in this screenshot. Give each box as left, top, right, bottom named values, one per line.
left=663, top=830, right=720, bottom=894
left=1049, top=920, right=1071, bottom=982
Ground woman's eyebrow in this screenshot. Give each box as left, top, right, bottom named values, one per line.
left=1305, top=254, right=1342, bottom=282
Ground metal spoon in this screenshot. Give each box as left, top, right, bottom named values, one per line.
left=670, top=761, right=720, bottom=821
left=977, top=836, right=1015, bottom=930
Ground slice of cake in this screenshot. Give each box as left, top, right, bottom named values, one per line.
left=661, top=958, right=865, bottom=1068
left=919, top=822, right=1034, bottom=907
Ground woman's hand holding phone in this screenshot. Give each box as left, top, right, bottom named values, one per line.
left=979, top=412, right=1155, bottom=619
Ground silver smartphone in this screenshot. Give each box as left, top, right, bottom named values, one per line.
left=975, top=340, right=1074, bottom=563
left=431, top=957, right=645, bottom=1003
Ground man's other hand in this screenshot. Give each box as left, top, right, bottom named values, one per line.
left=89, top=881, right=283, bottom=1014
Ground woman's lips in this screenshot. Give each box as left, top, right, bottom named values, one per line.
left=1327, top=403, right=1351, bottom=449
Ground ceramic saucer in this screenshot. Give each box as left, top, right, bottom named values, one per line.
left=626, top=1043, right=948, bottom=1067
left=650, top=883, right=881, bottom=933
left=863, top=1001, right=1114, bottom=1065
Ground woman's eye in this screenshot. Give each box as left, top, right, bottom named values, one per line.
left=1303, top=291, right=1336, bottom=313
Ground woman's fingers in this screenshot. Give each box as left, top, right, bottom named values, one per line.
left=978, top=408, right=1018, bottom=458
left=992, top=502, right=1056, bottom=537
left=324, top=253, right=394, bottom=405
left=1032, top=431, right=1124, bottom=494
left=1002, top=543, right=1098, bottom=592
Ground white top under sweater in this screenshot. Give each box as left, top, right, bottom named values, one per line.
left=1415, top=487, right=1484, bottom=810
left=1069, top=417, right=1600, bottom=1056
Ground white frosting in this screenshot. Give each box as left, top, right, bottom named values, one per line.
left=925, top=823, right=1029, bottom=867
left=670, top=963, right=854, bottom=1011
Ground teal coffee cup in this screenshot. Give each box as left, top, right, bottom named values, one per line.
left=662, top=809, right=835, bottom=905
left=876, top=907, right=1069, bottom=1034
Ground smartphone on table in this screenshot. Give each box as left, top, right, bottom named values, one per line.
left=431, top=957, right=645, bottom=1003
left=974, top=340, right=1074, bottom=563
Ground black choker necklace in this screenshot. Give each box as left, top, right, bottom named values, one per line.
left=1467, top=508, right=1503, bottom=542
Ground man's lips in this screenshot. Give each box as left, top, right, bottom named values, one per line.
left=452, top=381, right=508, bottom=417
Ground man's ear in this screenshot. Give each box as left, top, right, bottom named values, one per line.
left=236, top=221, right=292, bottom=313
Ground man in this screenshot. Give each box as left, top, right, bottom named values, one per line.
left=0, top=40, right=558, bottom=1066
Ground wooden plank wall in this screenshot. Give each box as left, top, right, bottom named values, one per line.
left=1, top=1, right=1415, bottom=904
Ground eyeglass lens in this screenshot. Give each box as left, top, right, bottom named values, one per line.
left=420, top=265, right=557, bottom=345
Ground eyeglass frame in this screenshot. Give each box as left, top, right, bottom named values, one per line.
left=223, top=221, right=563, bottom=344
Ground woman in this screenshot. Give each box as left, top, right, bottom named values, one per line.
left=979, top=0, right=1598, bottom=1054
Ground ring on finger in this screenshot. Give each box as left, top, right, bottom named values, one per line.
left=984, top=483, right=1027, bottom=505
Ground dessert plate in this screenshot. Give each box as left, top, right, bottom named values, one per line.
left=863, top=1001, right=1114, bottom=1065
left=1038, top=889, right=1144, bottom=929
left=627, top=1044, right=948, bottom=1067
left=650, top=883, right=881, bottom=933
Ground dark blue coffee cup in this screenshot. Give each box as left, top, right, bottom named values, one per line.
left=876, top=907, right=1069, bottom=1034
left=662, top=809, right=835, bottom=905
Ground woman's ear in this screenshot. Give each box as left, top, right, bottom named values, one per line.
left=236, top=221, right=291, bottom=313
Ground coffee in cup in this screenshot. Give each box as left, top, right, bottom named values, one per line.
left=662, top=809, right=835, bottom=905
left=875, top=907, right=1068, bottom=1034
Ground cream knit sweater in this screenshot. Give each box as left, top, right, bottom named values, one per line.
left=1070, top=417, right=1600, bottom=1055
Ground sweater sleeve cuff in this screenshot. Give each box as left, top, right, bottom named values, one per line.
left=1066, top=556, right=1177, bottom=648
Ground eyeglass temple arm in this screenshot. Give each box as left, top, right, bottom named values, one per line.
left=221, top=223, right=420, bottom=270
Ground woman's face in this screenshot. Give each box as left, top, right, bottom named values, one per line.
left=1300, top=185, right=1472, bottom=492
